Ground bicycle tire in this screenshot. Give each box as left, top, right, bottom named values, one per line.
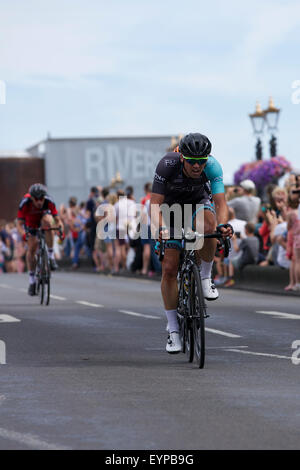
left=40, top=278, right=45, bottom=305
left=178, top=271, right=194, bottom=361
left=191, top=264, right=206, bottom=368
left=46, top=278, right=50, bottom=305
left=186, top=317, right=194, bottom=363
left=177, top=271, right=186, bottom=354
left=43, top=248, right=51, bottom=306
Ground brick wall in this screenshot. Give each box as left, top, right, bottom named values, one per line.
left=0, top=158, right=45, bottom=222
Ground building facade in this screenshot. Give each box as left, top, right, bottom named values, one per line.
left=27, top=135, right=175, bottom=204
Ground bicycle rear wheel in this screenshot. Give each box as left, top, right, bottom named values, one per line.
left=191, top=265, right=206, bottom=368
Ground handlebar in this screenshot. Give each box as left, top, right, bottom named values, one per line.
left=158, top=230, right=231, bottom=261
left=24, top=226, right=64, bottom=241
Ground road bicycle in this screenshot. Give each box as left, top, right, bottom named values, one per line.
left=33, top=227, right=62, bottom=306
left=159, top=229, right=230, bottom=368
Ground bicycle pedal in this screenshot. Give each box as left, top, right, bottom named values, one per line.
left=204, top=313, right=210, bottom=318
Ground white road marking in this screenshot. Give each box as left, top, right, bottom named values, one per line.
left=206, top=345, right=248, bottom=349
left=0, top=314, right=20, bottom=323
left=50, top=295, right=67, bottom=301
left=119, top=310, right=161, bottom=320
left=226, top=349, right=293, bottom=360
left=256, top=310, right=300, bottom=320
left=0, top=395, right=6, bottom=406
left=0, top=283, right=13, bottom=289
left=0, top=427, right=71, bottom=450
left=205, top=327, right=241, bottom=338
left=76, top=300, right=104, bottom=308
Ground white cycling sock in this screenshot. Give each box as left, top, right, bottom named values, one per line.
left=199, top=260, right=213, bottom=280
left=165, top=309, right=179, bottom=333
left=29, top=271, right=35, bottom=284
left=48, top=248, right=55, bottom=260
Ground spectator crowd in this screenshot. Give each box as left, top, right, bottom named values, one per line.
left=1, top=172, right=300, bottom=292
left=215, top=172, right=300, bottom=291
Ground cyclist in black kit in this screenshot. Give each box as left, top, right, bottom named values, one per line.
left=150, top=133, right=233, bottom=353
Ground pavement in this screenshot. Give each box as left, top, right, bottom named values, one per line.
left=0, top=272, right=300, bottom=450
left=59, top=257, right=300, bottom=297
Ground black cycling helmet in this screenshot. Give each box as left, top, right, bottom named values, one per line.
left=179, top=133, right=212, bottom=157
left=29, top=183, right=47, bottom=199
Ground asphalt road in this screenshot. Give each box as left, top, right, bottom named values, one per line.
left=0, top=272, right=300, bottom=450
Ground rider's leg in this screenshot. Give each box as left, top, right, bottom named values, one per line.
left=194, top=209, right=217, bottom=266
left=161, top=246, right=180, bottom=332
left=27, top=235, right=38, bottom=294
left=26, top=235, right=39, bottom=274
left=41, top=214, right=58, bottom=270
left=41, top=214, right=54, bottom=253
left=194, top=208, right=219, bottom=300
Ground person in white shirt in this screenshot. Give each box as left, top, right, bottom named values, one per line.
left=228, top=179, right=261, bottom=223
left=114, top=187, right=137, bottom=273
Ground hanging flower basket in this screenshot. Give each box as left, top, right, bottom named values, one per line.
left=233, top=156, right=292, bottom=190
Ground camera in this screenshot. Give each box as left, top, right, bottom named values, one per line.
left=292, top=175, right=300, bottom=194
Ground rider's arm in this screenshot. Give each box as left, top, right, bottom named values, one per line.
left=150, top=192, right=165, bottom=239
left=53, top=214, right=64, bottom=231
left=204, top=156, right=232, bottom=237
left=212, top=192, right=229, bottom=225
left=16, top=219, right=26, bottom=237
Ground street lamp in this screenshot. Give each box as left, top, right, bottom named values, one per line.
left=249, top=101, right=265, bottom=160
left=264, top=96, right=280, bottom=157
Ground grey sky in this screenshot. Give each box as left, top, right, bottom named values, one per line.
left=0, top=0, right=300, bottom=183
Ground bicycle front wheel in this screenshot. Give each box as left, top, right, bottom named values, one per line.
left=178, top=271, right=194, bottom=362
left=40, top=248, right=51, bottom=306
left=191, top=265, right=206, bottom=368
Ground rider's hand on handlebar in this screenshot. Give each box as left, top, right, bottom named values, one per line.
left=216, top=223, right=234, bottom=239
left=157, top=226, right=169, bottom=242
left=154, top=226, right=169, bottom=255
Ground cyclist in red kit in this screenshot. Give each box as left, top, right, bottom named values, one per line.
left=17, top=183, right=64, bottom=296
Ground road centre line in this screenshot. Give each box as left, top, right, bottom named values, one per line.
left=0, top=314, right=20, bottom=323
left=76, top=300, right=104, bottom=308
left=50, top=295, right=67, bottom=301
left=206, top=345, right=248, bottom=349
left=0, top=283, right=13, bottom=289
left=0, top=427, right=71, bottom=450
left=256, top=311, right=300, bottom=320
left=226, top=348, right=293, bottom=360
left=205, top=327, right=242, bottom=338
left=118, top=310, right=161, bottom=320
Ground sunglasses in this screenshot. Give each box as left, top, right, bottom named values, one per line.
left=182, top=155, right=208, bottom=166
left=33, top=196, right=45, bottom=201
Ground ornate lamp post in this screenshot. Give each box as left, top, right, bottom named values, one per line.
left=263, top=96, right=280, bottom=157
left=249, top=101, right=265, bottom=160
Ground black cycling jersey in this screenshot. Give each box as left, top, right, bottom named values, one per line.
left=152, top=152, right=213, bottom=206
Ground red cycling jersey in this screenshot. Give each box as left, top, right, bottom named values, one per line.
left=17, top=193, right=58, bottom=228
